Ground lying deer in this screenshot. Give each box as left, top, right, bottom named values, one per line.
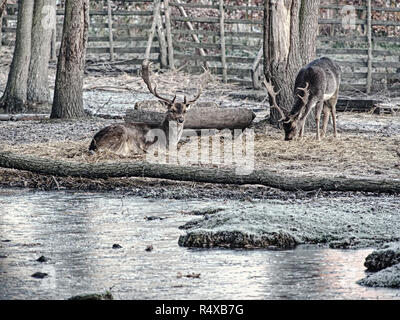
left=89, top=60, right=202, bottom=155
left=264, top=57, right=341, bottom=141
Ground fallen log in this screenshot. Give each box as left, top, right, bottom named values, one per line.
left=0, top=151, right=399, bottom=193
left=336, top=97, right=384, bottom=112
left=126, top=107, right=256, bottom=130
left=0, top=114, right=49, bottom=121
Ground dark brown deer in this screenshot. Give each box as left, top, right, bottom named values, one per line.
left=264, top=57, right=341, bottom=141
left=89, top=60, right=202, bottom=155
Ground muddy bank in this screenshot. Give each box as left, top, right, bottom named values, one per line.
left=364, top=242, right=400, bottom=271
left=2, top=167, right=399, bottom=202
left=357, top=243, right=400, bottom=288
left=178, top=230, right=298, bottom=249
left=178, top=197, right=400, bottom=249
left=358, top=264, right=400, bottom=288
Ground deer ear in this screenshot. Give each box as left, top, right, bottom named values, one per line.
left=185, top=103, right=192, bottom=111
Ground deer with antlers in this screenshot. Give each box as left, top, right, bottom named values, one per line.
left=89, top=60, right=202, bottom=155
left=264, top=57, right=341, bottom=141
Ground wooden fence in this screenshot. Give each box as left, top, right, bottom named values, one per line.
left=1, top=0, right=400, bottom=94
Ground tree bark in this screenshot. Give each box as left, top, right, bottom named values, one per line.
left=126, top=107, right=256, bottom=130
left=27, top=0, right=54, bottom=106
left=0, top=151, right=399, bottom=194
left=264, top=0, right=319, bottom=127
left=0, top=0, right=33, bottom=113
left=0, top=0, right=7, bottom=51
left=51, top=0, right=89, bottom=119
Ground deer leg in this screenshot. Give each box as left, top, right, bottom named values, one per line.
left=299, top=120, right=306, bottom=138
left=328, top=91, right=339, bottom=138
left=331, top=104, right=337, bottom=138
left=298, top=100, right=316, bottom=139
left=315, top=101, right=324, bottom=141
left=321, top=103, right=330, bottom=138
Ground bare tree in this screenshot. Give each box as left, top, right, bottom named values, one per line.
left=263, top=0, right=320, bottom=127
left=27, top=0, right=55, bottom=106
left=0, top=0, right=33, bottom=113
left=51, top=0, right=89, bottom=119
left=0, top=0, right=55, bottom=113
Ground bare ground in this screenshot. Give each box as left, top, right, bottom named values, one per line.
left=0, top=109, right=399, bottom=183
left=0, top=47, right=400, bottom=195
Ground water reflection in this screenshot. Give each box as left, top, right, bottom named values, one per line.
left=0, top=188, right=399, bottom=300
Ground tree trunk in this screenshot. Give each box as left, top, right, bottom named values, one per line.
left=0, top=150, right=399, bottom=194
left=51, top=0, right=89, bottom=119
left=0, top=0, right=33, bottom=113
left=0, top=0, right=7, bottom=51
left=27, top=0, right=55, bottom=107
left=263, top=0, right=319, bottom=127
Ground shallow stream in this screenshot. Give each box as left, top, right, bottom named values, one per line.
left=0, top=188, right=399, bottom=300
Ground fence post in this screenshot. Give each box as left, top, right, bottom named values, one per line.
left=251, top=46, right=263, bottom=89
left=145, top=0, right=160, bottom=61
left=367, top=0, right=372, bottom=95
left=107, top=0, right=114, bottom=62
left=164, top=0, right=175, bottom=69
left=219, top=0, right=227, bottom=83
left=156, top=3, right=168, bottom=68
left=175, top=0, right=209, bottom=69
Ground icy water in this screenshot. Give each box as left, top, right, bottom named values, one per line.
left=0, top=188, right=399, bottom=300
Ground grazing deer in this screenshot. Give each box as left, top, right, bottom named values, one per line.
left=264, top=57, right=341, bottom=141
left=89, top=60, right=202, bottom=155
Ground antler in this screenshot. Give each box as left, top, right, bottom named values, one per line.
left=263, top=80, right=286, bottom=121
left=297, top=82, right=310, bottom=106
left=184, top=89, right=202, bottom=105
left=142, top=60, right=176, bottom=105
left=183, top=67, right=209, bottom=105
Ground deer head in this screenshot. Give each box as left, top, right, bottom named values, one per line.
left=141, top=60, right=202, bottom=126
left=263, top=80, right=310, bottom=141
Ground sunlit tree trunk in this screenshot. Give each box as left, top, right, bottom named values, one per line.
left=51, top=0, right=89, bottom=119
left=27, top=0, right=55, bottom=107
left=0, top=0, right=33, bottom=113
left=263, top=0, right=319, bottom=127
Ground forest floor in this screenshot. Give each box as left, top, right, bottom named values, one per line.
left=0, top=47, right=399, bottom=200
left=0, top=61, right=399, bottom=194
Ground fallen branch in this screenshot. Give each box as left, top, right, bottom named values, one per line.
left=0, top=151, right=399, bottom=193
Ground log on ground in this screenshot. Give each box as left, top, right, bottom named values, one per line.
left=125, top=107, right=256, bottom=129
left=0, top=151, right=399, bottom=193
left=0, top=114, right=49, bottom=121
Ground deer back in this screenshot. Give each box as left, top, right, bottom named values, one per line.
left=89, top=122, right=157, bottom=156
left=288, top=57, right=341, bottom=118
